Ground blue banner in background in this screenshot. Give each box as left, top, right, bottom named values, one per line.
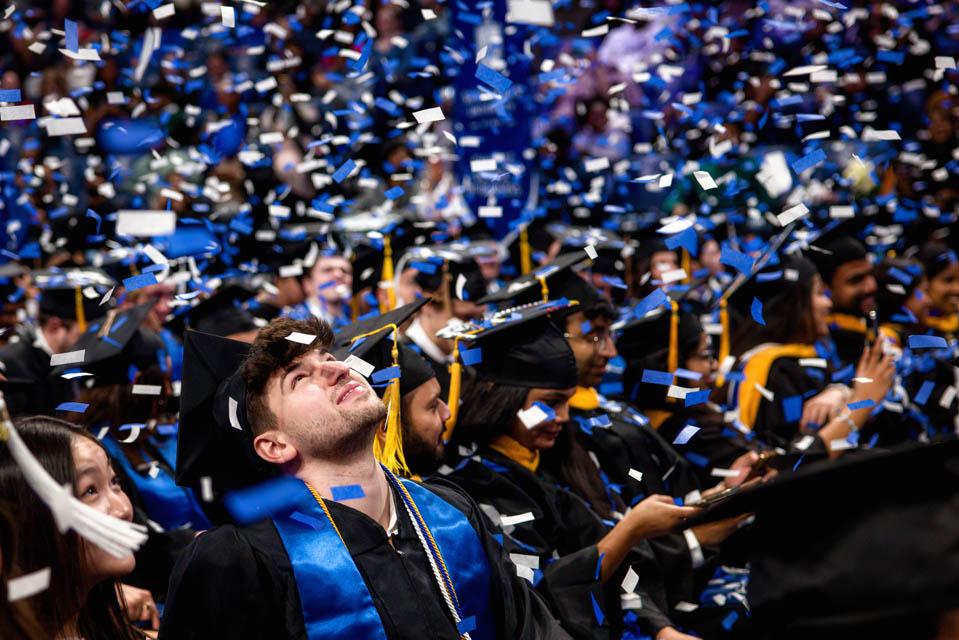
left=451, top=1, right=533, bottom=238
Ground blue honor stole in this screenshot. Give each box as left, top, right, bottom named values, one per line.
left=272, top=475, right=494, bottom=640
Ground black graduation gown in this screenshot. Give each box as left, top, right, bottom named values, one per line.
left=746, top=357, right=829, bottom=451
left=158, top=478, right=569, bottom=640
left=824, top=313, right=869, bottom=382
left=446, top=447, right=680, bottom=638
left=0, top=327, right=72, bottom=416
left=655, top=405, right=754, bottom=489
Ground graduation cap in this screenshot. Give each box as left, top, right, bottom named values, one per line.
left=688, top=439, right=959, bottom=638
left=502, top=217, right=560, bottom=277
left=0, top=262, right=28, bottom=313
left=176, top=330, right=278, bottom=494
left=51, top=303, right=167, bottom=388
left=33, top=268, right=116, bottom=329
left=169, top=283, right=259, bottom=339
left=477, top=249, right=601, bottom=311
left=805, top=217, right=870, bottom=285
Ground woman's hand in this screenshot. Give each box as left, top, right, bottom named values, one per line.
left=852, top=340, right=896, bottom=406
left=118, top=583, right=160, bottom=630
left=624, top=495, right=700, bottom=540
left=656, top=626, right=702, bottom=640
left=800, top=386, right=847, bottom=428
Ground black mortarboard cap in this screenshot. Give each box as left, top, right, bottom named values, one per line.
left=331, top=299, right=436, bottom=397
left=51, top=302, right=166, bottom=387
left=478, top=249, right=599, bottom=310
left=447, top=300, right=579, bottom=389
left=34, top=268, right=115, bottom=323
left=170, top=283, right=259, bottom=338
left=806, top=217, right=870, bottom=284
left=404, top=246, right=489, bottom=303
left=176, top=330, right=278, bottom=492
left=688, top=439, right=959, bottom=638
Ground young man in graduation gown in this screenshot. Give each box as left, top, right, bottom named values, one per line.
left=162, top=315, right=571, bottom=640
left=0, top=268, right=113, bottom=416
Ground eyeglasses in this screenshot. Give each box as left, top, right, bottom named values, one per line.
left=564, top=330, right=614, bottom=349
left=689, top=349, right=717, bottom=361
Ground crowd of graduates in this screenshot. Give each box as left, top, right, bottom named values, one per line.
left=1, top=1, right=959, bottom=639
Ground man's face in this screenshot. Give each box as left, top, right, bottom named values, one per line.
left=401, top=378, right=450, bottom=465
left=564, top=312, right=617, bottom=388
left=829, top=258, right=877, bottom=315
left=307, top=256, right=353, bottom=304
left=264, top=350, right=386, bottom=460
left=650, top=251, right=679, bottom=282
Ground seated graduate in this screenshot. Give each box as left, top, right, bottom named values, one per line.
left=688, top=437, right=959, bottom=640
left=0, top=268, right=114, bottom=417
left=53, top=303, right=212, bottom=601
left=162, top=315, right=571, bottom=640
left=329, top=299, right=451, bottom=479
left=0, top=416, right=152, bottom=639
left=918, top=241, right=959, bottom=339
left=441, top=300, right=703, bottom=640
left=0, top=497, right=46, bottom=640
left=725, top=254, right=894, bottom=458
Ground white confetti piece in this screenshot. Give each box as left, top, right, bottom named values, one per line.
left=285, top=331, right=316, bottom=345
left=582, top=24, right=609, bottom=37
left=152, top=3, right=175, bottom=19
left=710, top=468, right=740, bottom=478
left=343, top=355, right=375, bottom=378
left=44, top=117, right=87, bottom=136
left=798, top=358, right=828, bottom=368
left=829, top=205, right=855, bottom=218
left=794, top=434, right=816, bottom=451
left=509, top=553, right=540, bottom=568
left=693, top=170, right=717, bottom=190
left=470, top=158, right=497, bottom=172
left=115, top=210, right=176, bottom=237
left=675, top=601, right=699, bottom=613
left=200, top=477, right=214, bottom=502
left=517, top=405, right=550, bottom=429
left=754, top=383, right=775, bottom=402
left=228, top=397, right=242, bottom=431
left=119, top=425, right=141, bottom=444
left=658, top=173, right=673, bottom=188
left=0, top=105, right=36, bottom=121
left=221, top=6, right=236, bottom=27
left=829, top=438, right=855, bottom=452
left=627, top=468, right=644, bottom=482
left=585, top=245, right=598, bottom=260
left=584, top=156, right=610, bottom=172
left=131, top=385, right=162, bottom=396
left=621, top=566, right=640, bottom=594
left=500, top=512, right=535, bottom=526
left=412, top=106, right=445, bottom=124
left=59, top=48, right=102, bottom=61
left=660, top=268, right=687, bottom=284
left=7, top=567, right=51, bottom=602
left=784, top=64, right=828, bottom=76
left=478, top=206, right=502, bottom=218
left=506, top=0, right=555, bottom=26
left=777, top=203, right=809, bottom=226
left=51, top=350, right=85, bottom=366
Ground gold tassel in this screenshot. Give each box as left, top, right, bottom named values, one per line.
left=74, top=287, right=87, bottom=333
left=536, top=274, right=550, bottom=303
left=716, top=297, right=730, bottom=387
left=349, top=324, right=409, bottom=476
left=668, top=300, right=679, bottom=373
left=442, top=337, right=462, bottom=443
left=519, top=226, right=532, bottom=275
left=350, top=293, right=362, bottom=322
left=681, top=248, right=691, bottom=284
left=380, top=236, right=397, bottom=313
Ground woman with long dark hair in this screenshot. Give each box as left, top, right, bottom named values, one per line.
left=445, top=303, right=711, bottom=640
left=726, top=254, right=894, bottom=457
left=0, top=416, right=147, bottom=640
left=918, top=241, right=959, bottom=339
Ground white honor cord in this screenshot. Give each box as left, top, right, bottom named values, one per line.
left=398, top=496, right=472, bottom=640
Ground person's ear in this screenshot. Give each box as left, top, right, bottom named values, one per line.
left=253, top=431, right=298, bottom=465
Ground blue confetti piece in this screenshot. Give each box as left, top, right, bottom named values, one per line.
left=459, top=346, right=483, bottom=366
left=371, top=366, right=401, bottom=384
left=349, top=336, right=367, bottom=352
left=674, top=368, right=702, bottom=381
left=685, top=452, right=709, bottom=468
left=720, top=246, right=754, bottom=275
left=633, top=288, right=669, bottom=318
left=684, top=389, right=710, bottom=407
left=475, top=64, right=512, bottom=94
left=887, top=267, right=913, bottom=285
left=289, top=511, right=324, bottom=530
left=847, top=399, right=876, bottom=411
left=0, top=89, right=21, bottom=102
left=457, top=617, right=476, bottom=635
left=409, top=260, right=439, bottom=275
left=224, top=476, right=312, bottom=525
left=791, top=148, right=826, bottom=174
left=330, top=484, right=365, bottom=501
left=672, top=424, right=700, bottom=445
left=102, top=336, right=123, bottom=349
left=332, top=159, right=356, bottom=184
left=908, top=335, right=948, bottom=350
left=722, top=610, right=739, bottom=631
left=56, top=402, right=89, bottom=413
left=641, top=369, right=673, bottom=386
left=783, top=395, right=803, bottom=423
left=590, top=592, right=605, bottom=626
left=589, top=414, right=612, bottom=428
left=123, top=273, right=158, bottom=292
left=65, top=19, right=79, bottom=52
left=877, top=50, right=904, bottom=64
left=751, top=297, right=765, bottom=326
left=580, top=320, right=592, bottom=335
left=384, top=186, right=405, bottom=200
left=914, top=380, right=935, bottom=405
left=595, top=552, right=604, bottom=580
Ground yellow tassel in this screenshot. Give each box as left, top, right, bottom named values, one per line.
left=668, top=300, right=679, bottom=373
left=536, top=274, right=550, bottom=303
left=520, top=226, right=532, bottom=276
left=442, top=338, right=462, bottom=443
left=380, top=236, right=397, bottom=313
left=350, top=293, right=362, bottom=322
left=74, top=287, right=87, bottom=333
left=349, top=324, right=408, bottom=476
left=716, top=297, right=730, bottom=387
left=681, top=249, right=691, bottom=284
